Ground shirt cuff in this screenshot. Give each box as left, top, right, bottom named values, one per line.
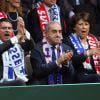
left=25, top=30, right=30, bottom=40
left=56, top=60, right=62, bottom=68
left=10, top=36, right=18, bottom=44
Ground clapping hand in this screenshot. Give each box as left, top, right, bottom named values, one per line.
left=57, top=50, right=73, bottom=66
left=97, top=41, right=100, bottom=48
left=87, top=41, right=100, bottom=56
left=16, top=17, right=26, bottom=42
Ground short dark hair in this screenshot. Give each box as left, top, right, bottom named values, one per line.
left=0, top=18, right=11, bottom=23
left=70, top=12, right=91, bottom=32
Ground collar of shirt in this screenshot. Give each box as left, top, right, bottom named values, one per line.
left=46, top=40, right=60, bottom=59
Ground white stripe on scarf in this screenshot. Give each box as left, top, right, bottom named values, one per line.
left=42, top=38, right=62, bottom=64
left=0, top=40, right=28, bottom=82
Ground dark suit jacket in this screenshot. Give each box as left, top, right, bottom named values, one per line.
left=63, top=36, right=96, bottom=73
left=63, top=36, right=100, bottom=83
left=27, top=4, right=67, bottom=43
left=30, top=42, right=75, bottom=85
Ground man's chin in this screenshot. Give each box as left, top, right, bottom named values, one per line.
left=54, top=41, right=61, bottom=45
left=2, top=38, right=10, bottom=42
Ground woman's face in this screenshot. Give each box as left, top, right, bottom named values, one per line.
left=74, top=19, right=90, bottom=39
left=8, top=0, right=21, bottom=8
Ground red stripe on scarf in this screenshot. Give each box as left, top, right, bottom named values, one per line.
left=0, top=11, right=7, bottom=19
left=87, top=34, right=100, bottom=74
left=37, top=2, right=49, bottom=36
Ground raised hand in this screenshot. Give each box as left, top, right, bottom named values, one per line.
left=16, top=17, right=26, bottom=42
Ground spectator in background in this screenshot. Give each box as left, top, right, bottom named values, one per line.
left=5, top=0, right=23, bottom=35
left=0, top=0, right=7, bottom=19
left=30, top=21, right=74, bottom=85
left=57, top=0, right=75, bottom=35
left=57, top=0, right=75, bottom=18
left=21, top=0, right=33, bottom=28
left=0, top=17, right=33, bottom=86
left=68, top=0, right=85, bottom=6
left=70, top=0, right=100, bottom=37
left=64, top=12, right=100, bottom=83
left=27, top=0, right=67, bottom=43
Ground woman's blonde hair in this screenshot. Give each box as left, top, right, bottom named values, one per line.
left=5, top=0, right=23, bottom=17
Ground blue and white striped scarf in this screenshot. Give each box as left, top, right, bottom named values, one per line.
left=49, top=4, right=60, bottom=23
left=69, top=33, right=92, bottom=70
left=42, top=38, right=63, bottom=84
left=0, top=40, right=28, bottom=83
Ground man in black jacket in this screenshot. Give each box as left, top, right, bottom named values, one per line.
left=0, top=18, right=33, bottom=86
left=30, top=21, right=74, bottom=85
left=27, top=0, right=67, bottom=43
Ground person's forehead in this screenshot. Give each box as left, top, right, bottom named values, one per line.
left=0, top=21, right=12, bottom=26
left=49, top=23, right=61, bottom=29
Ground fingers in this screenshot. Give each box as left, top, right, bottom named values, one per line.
left=17, top=17, right=25, bottom=26
left=89, top=48, right=100, bottom=55
left=64, top=52, right=73, bottom=61
left=57, top=51, right=73, bottom=65
left=96, top=48, right=100, bottom=53
left=97, top=41, right=100, bottom=48
left=16, top=17, right=26, bottom=42
left=17, top=17, right=25, bottom=32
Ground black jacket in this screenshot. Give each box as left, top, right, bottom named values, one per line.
left=30, top=42, right=75, bottom=85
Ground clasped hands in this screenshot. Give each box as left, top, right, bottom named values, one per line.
left=85, top=41, right=100, bottom=56
left=57, top=51, right=73, bottom=66
left=16, top=17, right=26, bottom=42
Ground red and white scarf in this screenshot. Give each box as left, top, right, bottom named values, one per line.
left=37, top=2, right=60, bottom=36
left=0, top=11, right=7, bottom=19
left=70, top=33, right=100, bottom=73
left=87, top=34, right=100, bottom=74
left=37, top=2, right=49, bottom=36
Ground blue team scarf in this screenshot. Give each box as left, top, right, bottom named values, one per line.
left=49, top=4, right=60, bottom=23
left=0, top=40, right=28, bottom=82
left=69, top=33, right=84, bottom=54
left=42, top=38, right=63, bottom=84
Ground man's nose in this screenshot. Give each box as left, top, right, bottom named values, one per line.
left=82, top=25, right=87, bottom=28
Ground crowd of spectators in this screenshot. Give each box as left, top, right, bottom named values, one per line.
left=0, top=0, right=100, bottom=86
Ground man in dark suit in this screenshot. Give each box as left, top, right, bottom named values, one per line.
left=27, top=0, right=67, bottom=43
left=0, top=18, right=33, bottom=86
left=30, top=21, right=74, bottom=85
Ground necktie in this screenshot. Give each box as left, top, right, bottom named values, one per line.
left=48, top=46, right=56, bottom=84
left=51, top=46, right=62, bottom=84
left=51, top=46, right=56, bottom=61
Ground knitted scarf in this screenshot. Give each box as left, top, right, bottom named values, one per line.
left=0, top=11, right=7, bottom=19
left=69, top=33, right=100, bottom=73
left=42, top=38, right=63, bottom=84
left=37, top=1, right=49, bottom=35
left=87, top=34, right=100, bottom=74
left=0, top=40, right=28, bottom=83
left=37, top=1, right=60, bottom=35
